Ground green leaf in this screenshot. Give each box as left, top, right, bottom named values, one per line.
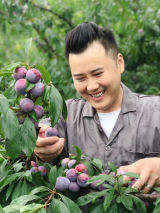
left=128, top=194, right=147, bottom=213
left=153, top=204, right=160, bottom=213
left=120, top=194, right=133, bottom=211
left=25, top=38, right=32, bottom=62
left=0, top=172, right=24, bottom=189
left=103, top=188, right=115, bottom=211
left=124, top=186, right=138, bottom=194
left=108, top=161, right=118, bottom=173
left=153, top=187, right=160, bottom=193
left=82, top=160, right=95, bottom=176
left=0, top=94, right=9, bottom=114
left=0, top=159, right=8, bottom=179
left=73, top=145, right=82, bottom=163
left=20, top=117, right=37, bottom=157
left=49, top=166, right=57, bottom=186
left=20, top=203, right=44, bottom=213
left=0, top=205, right=5, bottom=213
left=29, top=110, right=38, bottom=122
left=155, top=197, right=160, bottom=206
left=48, top=85, right=63, bottom=127
left=24, top=170, right=32, bottom=182
left=88, top=175, right=106, bottom=185
left=107, top=203, right=118, bottom=213
left=6, top=182, right=15, bottom=200
left=59, top=194, right=82, bottom=213
left=36, top=65, right=51, bottom=85
left=26, top=81, right=35, bottom=92
left=91, top=158, right=103, bottom=172
left=77, top=190, right=108, bottom=206
left=11, top=179, right=23, bottom=200
left=1, top=62, right=26, bottom=73
left=30, top=186, right=49, bottom=195
left=125, top=172, right=140, bottom=179
left=2, top=109, right=22, bottom=159
left=3, top=195, right=40, bottom=213
left=13, top=162, right=23, bottom=172
left=88, top=200, right=104, bottom=213
left=49, top=199, right=70, bottom=213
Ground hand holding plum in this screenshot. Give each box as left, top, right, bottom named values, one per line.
left=118, top=157, right=160, bottom=193
left=34, top=124, right=65, bottom=161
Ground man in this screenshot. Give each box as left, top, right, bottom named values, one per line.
left=35, top=22, right=160, bottom=193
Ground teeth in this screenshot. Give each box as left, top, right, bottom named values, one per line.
left=91, top=91, right=104, bottom=98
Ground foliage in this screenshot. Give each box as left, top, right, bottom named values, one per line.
left=0, top=0, right=160, bottom=100
left=0, top=144, right=160, bottom=212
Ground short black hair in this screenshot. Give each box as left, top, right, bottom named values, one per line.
left=65, top=22, right=118, bottom=60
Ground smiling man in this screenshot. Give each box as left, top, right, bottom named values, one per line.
left=35, top=22, right=160, bottom=194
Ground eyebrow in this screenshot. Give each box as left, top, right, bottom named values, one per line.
left=73, top=67, right=103, bottom=77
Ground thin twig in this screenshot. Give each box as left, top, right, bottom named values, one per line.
left=44, top=188, right=56, bottom=209
left=136, top=192, right=160, bottom=201
left=32, top=3, right=73, bottom=27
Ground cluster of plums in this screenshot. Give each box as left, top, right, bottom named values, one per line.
left=55, top=159, right=90, bottom=192
left=55, top=158, right=107, bottom=193
left=13, top=67, right=45, bottom=126
left=30, top=161, right=47, bottom=176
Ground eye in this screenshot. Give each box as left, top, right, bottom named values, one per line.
left=75, top=77, right=85, bottom=82
left=94, top=72, right=102, bottom=77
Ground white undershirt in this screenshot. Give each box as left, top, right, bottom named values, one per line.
left=98, top=109, right=121, bottom=138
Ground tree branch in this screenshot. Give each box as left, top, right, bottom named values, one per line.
left=32, top=24, right=55, bottom=58
left=136, top=192, right=160, bottom=201
left=32, top=3, right=73, bottom=28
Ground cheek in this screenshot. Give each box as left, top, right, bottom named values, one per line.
left=74, top=82, right=86, bottom=93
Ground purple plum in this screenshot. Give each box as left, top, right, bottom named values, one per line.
left=38, top=166, right=47, bottom=176
left=20, top=98, right=34, bottom=112
left=30, top=167, right=38, bottom=173
left=30, top=82, right=45, bottom=97
left=45, top=127, right=58, bottom=137
left=69, top=182, right=80, bottom=192
left=77, top=173, right=90, bottom=188
left=55, top=177, right=70, bottom=191
left=66, top=169, right=78, bottom=182
left=34, top=105, right=44, bottom=118
left=26, top=68, right=41, bottom=83
left=14, top=79, right=26, bottom=95
left=13, top=67, right=27, bottom=80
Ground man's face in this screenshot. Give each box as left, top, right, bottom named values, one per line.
left=68, top=41, right=124, bottom=113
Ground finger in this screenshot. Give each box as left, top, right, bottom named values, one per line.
left=35, top=138, right=64, bottom=155
left=132, top=173, right=149, bottom=191
left=117, top=166, right=133, bottom=182
left=142, top=179, right=155, bottom=194
left=37, top=146, right=64, bottom=161
left=36, top=136, right=60, bottom=147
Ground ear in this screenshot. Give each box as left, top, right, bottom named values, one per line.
left=117, top=53, right=125, bottom=74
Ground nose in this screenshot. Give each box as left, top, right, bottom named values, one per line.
left=87, top=78, right=99, bottom=92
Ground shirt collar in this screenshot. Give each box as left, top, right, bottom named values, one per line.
left=82, top=83, right=137, bottom=117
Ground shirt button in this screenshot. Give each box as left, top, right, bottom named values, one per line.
left=106, top=145, right=111, bottom=151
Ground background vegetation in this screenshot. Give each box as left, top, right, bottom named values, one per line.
left=0, top=0, right=160, bottom=99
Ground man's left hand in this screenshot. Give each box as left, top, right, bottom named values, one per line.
left=118, top=157, right=160, bottom=193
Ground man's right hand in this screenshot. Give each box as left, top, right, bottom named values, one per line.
left=34, top=124, right=65, bottom=161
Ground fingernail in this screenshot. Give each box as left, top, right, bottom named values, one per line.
left=59, top=138, right=65, bottom=143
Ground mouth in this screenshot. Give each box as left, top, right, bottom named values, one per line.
left=90, top=90, right=105, bottom=98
